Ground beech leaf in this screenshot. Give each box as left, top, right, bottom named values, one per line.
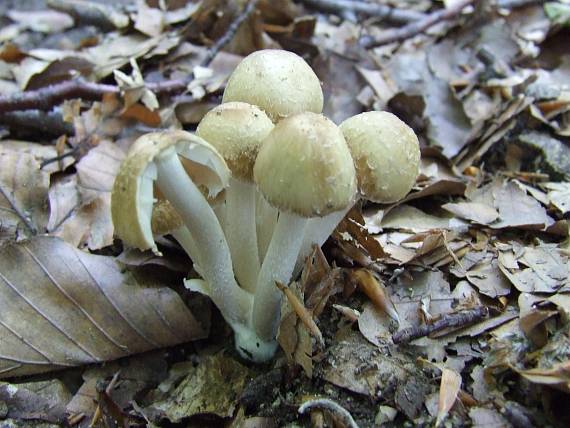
left=0, top=236, right=207, bottom=379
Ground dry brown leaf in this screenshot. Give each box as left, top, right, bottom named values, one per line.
left=491, top=180, right=554, bottom=230
left=517, top=361, right=570, bottom=393
left=351, top=269, right=398, bottom=322
left=51, top=141, right=124, bottom=250
left=278, top=282, right=313, bottom=377
left=0, top=142, right=56, bottom=241
left=498, top=243, right=568, bottom=293
left=436, top=368, right=462, bottom=427
left=442, top=201, right=499, bottom=224
left=545, top=182, right=570, bottom=214
left=0, top=236, right=207, bottom=378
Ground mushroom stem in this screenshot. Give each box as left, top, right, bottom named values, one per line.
left=225, top=178, right=260, bottom=293
left=154, top=149, right=252, bottom=326
left=252, top=211, right=307, bottom=341
left=293, top=206, right=351, bottom=276
left=171, top=226, right=204, bottom=277
left=256, top=193, right=278, bottom=263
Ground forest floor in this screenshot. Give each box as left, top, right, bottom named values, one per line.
left=0, top=0, right=569, bottom=427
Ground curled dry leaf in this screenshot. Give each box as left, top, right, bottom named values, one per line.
left=0, top=142, right=58, bottom=241
left=0, top=236, right=207, bottom=378
left=436, top=368, right=462, bottom=427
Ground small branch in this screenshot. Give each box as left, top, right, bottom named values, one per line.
left=0, top=184, right=38, bottom=235
left=276, top=281, right=324, bottom=349
left=0, top=0, right=259, bottom=114
left=0, top=110, right=73, bottom=136
left=299, top=0, right=424, bottom=24
left=298, top=398, right=359, bottom=428
left=392, top=306, right=489, bottom=344
left=200, top=0, right=259, bottom=67
left=361, top=0, right=475, bottom=49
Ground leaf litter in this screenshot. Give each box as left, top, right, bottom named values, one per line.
left=0, top=0, right=569, bottom=427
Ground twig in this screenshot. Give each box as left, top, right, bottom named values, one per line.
left=392, top=306, right=489, bottom=344
left=299, top=0, right=424, bottom=24
left=298, top=398, right=359, bottom=428
left=0, top=110, right=73, bottom=136
left=276, top=281, right=325, bottom=348
left=361, top=0, right=475, bottom=49
left=0, top=184, right=38, bottom=234
left=200, top=0, right=259, bottom=67
left=0, top=0, right=259, bottom=114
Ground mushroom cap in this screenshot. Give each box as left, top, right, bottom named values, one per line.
left=253, top=112, right=357, bottom=217
left=222, top=49, right=324, bottom=122
left=111, top=130, right=230, bottom=253
left=196, top=102, right=274, bottom=182
left=340, top=111, right=420, bottom=203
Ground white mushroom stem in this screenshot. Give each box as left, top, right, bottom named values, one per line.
left=256, top=193, right=278, bottom=263
left=252, top=211, right=307, bottom=341
left=293, top=206, right=352, bottom=276
left=225, top=178, right=260, bottom=293
left=154, top=149, right=252, bottom=327
left=171, top=226, right=205, bottom=278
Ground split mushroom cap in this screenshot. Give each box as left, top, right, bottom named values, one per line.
left=222, top=49, right=324, bottom=122
left=254, top=112, right=357, bottom=217
left=340, top=111, right=420, bottom=203
left=111, top=130, right=230, bottom=254
left=196, top=102, right=274, bottom=182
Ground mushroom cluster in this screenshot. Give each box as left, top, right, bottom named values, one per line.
left=111, top=49, right=420, bottom=363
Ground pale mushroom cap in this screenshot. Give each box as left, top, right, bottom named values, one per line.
left=254, top=112, right=357, bottom=217
left=196, top=102, right=274, bottom=182
left=222, top=49, right=324, bottom=122
left=340, top=111, right=420, bottom=203
left=111, top=130, right=229, bottom=252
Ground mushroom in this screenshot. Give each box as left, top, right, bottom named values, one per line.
left=222, top=49, right=324, bottom=122
left=294, top=111, right=421, bottom=274
left=196, top=102, right=274, bottom=293
left=251, top=112, right=357, bottom=343
left=112, top=130, right=267, bottom=359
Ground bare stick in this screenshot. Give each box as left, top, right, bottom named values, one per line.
left=361, top=0, right=475, bottom=49
left=392, top=306, right=489, bottom=344
left=0, top=0, right=259, bottom=114
left=299, top=0, right=424, bottom=24
left=200, top=0, right=259, bottom=67
left=0, top=184, right=38, bottom=234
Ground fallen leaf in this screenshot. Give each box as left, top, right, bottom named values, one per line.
left=545, top=182, right=570, bottom=214
left=436, top=368, right=461, bottom=427
left=0, top=236, right=207, bottom=378
left=442, top=202, right=499, bottom=224
left=491, top=180, right=554, bottom=230
left=146, top=353, right=254, bottom=423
